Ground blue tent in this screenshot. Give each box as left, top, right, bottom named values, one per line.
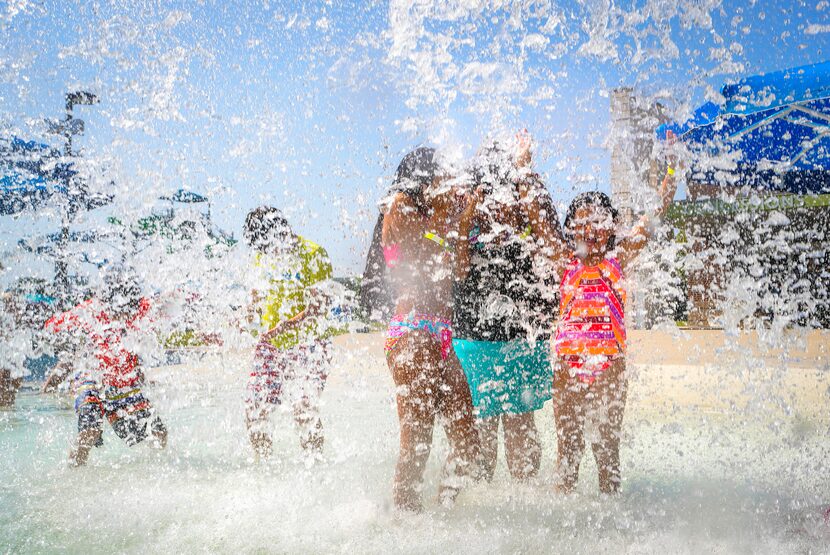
left=658, top=61, right=830, bottom=194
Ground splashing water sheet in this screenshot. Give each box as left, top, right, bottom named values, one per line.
left=0, top=0, right=829, bottom=553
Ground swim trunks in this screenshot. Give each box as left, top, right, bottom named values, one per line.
left=74, top=373, right=165, bottom=447
left=245, top=339, right=331, bottom=423
left=453, top=338, right=551, bottom=418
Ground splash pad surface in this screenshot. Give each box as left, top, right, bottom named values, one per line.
left=1, top=331, right=828, bottom=553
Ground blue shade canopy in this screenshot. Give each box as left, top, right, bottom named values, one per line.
left=160, top=189, right=209, bottom=203
left=0, top=136, right=110, bottom=215
left=17, top=229, right=115, bottom=267
left=0, top=138, right=66, bottom=215
left=657, top=61, right=830, bottom=193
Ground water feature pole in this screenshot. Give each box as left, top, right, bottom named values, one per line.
left=52, top=91, right=97, bottom=306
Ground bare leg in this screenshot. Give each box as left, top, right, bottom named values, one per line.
left=590, top=361, right=627, bottom=495
left=553, top=364, right=586, bottom=494
left=292, top=342, right=329, bottom=456
left=503, top=411, right=541, bottom=481
left=436, top=353, right=482, bottom=503
left=250, top=432, right=272, bottom=460
left=69, top=428, right=102, bottom=467
left=475, top=417, right=499, bottom=482
left=293, top=398, right=324, bottom=454
left=150, top=416, right=168, bottom=449
left=0, top=370, right=21, bottom=408
left=245, top=343, right=282, bottom=461
left=389, top=331, right=439, bottom=512
left=247, top=418, right=273, bottom=460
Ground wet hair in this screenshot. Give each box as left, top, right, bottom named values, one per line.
left=243, top=206, right=292, bottom=250
left=564, top=191, right=619, bottom=249
left=101, top=264, right=142, bottom=312
left=472, top=141, right=515, bottom=193
left=389, top=147, right=439, bottom=215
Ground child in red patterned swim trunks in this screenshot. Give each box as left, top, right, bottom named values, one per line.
left=242, top=206, right=337, bottom=463
left=43, top=268, right=168, bottom=467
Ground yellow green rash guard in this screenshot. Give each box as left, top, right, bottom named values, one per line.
left=253, top=236, right=335, bottom=350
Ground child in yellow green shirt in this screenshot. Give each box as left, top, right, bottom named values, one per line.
left=242, top=206, right=335, bottom=463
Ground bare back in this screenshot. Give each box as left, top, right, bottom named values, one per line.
left=382, top=193, right=455, bottom=318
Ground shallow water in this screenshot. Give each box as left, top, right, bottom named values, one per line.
left=1, top=345, right=828, bottom=554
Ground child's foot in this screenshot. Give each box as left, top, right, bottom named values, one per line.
left=393, top=486, right=423, bottom=513
left=149, top=435, right=166, bottom=450
left=553, top=482, right=576, bottom=495
left=394, top=497, right=424, bottom=513
left=301, top=449, right=324, bottom=469
left=68, top=450, right=87, bottom=468
left=437, top=486, right=460, bottom=509
left=250, top=432, right=273, bottom=461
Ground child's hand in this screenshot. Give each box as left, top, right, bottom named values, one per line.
left=260, top=323, right=285, bottom=342
left=42, top=363, right=71, bottom=393
left=515, top=129, right=532, bottom=168
left=41, top=374, right=59, bottom=393
left=664, top=129, right=680, bottom=168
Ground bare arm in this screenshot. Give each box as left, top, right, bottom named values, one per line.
left=515, top=128, right=532, bottom=169
left=42, top=360, right=74, bottom=393
left=618, top=131, right=680, bottom=268
left=454, top=189, right=483, bottom=281
left=381, top=193, right=417, bottom=250
left=518, top=178, right=570, bottom=278
left=381, top=193, right=423, bottom=297
left=243, top=289, right=263, bottom=331
left=260, top=309, right=308, bottom=341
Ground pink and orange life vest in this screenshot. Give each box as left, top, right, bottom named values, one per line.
left=554, top=257, right=626, bottom=381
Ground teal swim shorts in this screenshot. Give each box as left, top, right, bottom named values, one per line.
left=452, top=339, right=552, bottom=419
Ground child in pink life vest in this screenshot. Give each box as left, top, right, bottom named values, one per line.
left=551, top=155, right=678, bottom=494
left=526, top=132, right=679, bottom=494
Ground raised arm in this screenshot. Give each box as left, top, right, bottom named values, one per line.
left=42, top=360, right=74, bottom=393
left=617, top=131, right=680, bottom=268
left=518, top=177, right=570, bottom=278
left=453, top=188, right=483, bottom=281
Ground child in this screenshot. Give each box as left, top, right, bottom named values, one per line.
left=550, top=143, right=678, bottom=494
left=42, top=267, right=168, bottom=466
left=453, top=135, right=562, bottom=481
left=381, top=147, right=481, bottom=511
left=0, top=293, right=28, bottom=408
left=242, top=206, right=336, bottom=463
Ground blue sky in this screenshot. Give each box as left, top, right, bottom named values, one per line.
left=1, top=0, right=828, bottom=275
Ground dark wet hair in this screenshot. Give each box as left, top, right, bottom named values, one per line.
left=390, top=147, right=439, bottom=215
left=101, top=264, right=142, bottom=312
left=564, top=191, right=619, bottom=249
left=472, top=140, right=515, bottom=192
left=243, top=206, right=292, bottom=250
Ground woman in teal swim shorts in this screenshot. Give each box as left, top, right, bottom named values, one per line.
left=453, top=134, right=563, bottom=481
